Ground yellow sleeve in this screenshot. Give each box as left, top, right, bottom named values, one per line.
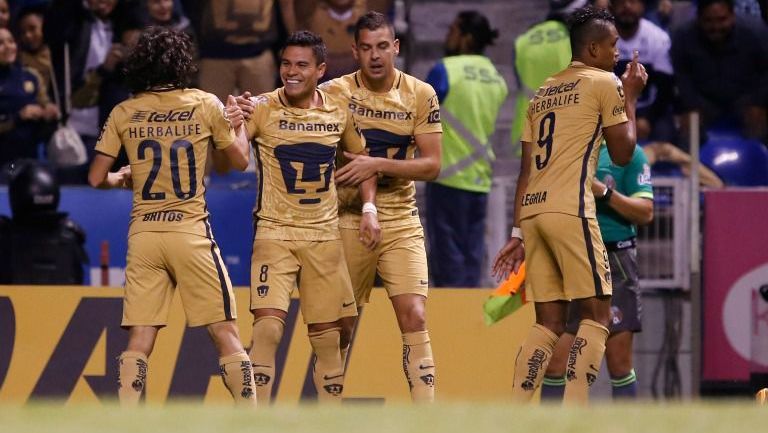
left=94, top=109, right=122, bottom=158
left=521, top=106, right=533, bottom=143
left=341, top=110, right=365, bottom=153
left=204, top=93, right=235, bottom=150
left=245, top=95, right=270, bottom=141
left=414, top=82, right=443, bottom=135
left=597, top=74, right=629, bottom=128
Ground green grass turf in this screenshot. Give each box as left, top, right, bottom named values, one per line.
left=0, top=401, right=765, bottom=433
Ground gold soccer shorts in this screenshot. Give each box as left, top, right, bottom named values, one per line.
left=340, top=224, right=429, bottom=305
left=521, top=213, right=612, bottom=302
left=122, top=231, right=236, bottom=327
left=250, top=239, right=357, bottom=324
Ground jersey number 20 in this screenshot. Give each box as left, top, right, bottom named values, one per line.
left=138, top=139, right=197, bottom=201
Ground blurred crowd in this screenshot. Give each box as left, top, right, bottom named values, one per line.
left=0, top=0, right=393, bottom=181
left=0, top=0, right=766, bottom=185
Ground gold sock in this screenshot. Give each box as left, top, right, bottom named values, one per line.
left=118, top=351, right=148, bottom=407
left=219, top=351, right=257, bottom=407
left=511, top=324, right=558, bottom=403
left=308, top=327, right=344, bottom=403
left=249, top=316, right=285, bottom=405
left=564, top=319, right=609, bottom=405
left=402, top=331, right=436, bottom=403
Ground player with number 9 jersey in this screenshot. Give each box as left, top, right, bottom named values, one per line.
left=520, top=63, right=628, bottom=221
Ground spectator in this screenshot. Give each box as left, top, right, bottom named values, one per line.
left=611, top=0, right=675, bottom=141
left=306, top=0, right=364, bottom=81
left=44, top=0, right=140, bottom=167
left=182, top=0, right=290, bottom=101
left=16, top=7, right=52, bottom=95
left=0, top=28, right=58, bottom=168
left=425, top=11, right=508, bottom=287
left=0, top=0, right=9, bottom=29
left=0, top=160, right=88, bottom=284
left=142, top=0, right=193, bottom=35
left=671, top=0, right=768, bottom=142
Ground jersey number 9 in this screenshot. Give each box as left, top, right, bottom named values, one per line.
left=535, top=112, right=555, bottom=170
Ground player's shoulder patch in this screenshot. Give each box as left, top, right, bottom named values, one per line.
left=250, top=94, right=269, bottom=105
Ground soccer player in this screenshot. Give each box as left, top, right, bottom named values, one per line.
left=323, top=11, right=443, bottom=402
left=87, top=27, right=257, bottom=406
left=241, top=31, right=379, bottom=404
left=492, top=6, right=647, bottom=404
left=540, top=143, right=654, bottom=401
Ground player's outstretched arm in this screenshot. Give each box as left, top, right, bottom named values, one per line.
left=491, top=141, right=531, bottom=281
left=335, top=132, right=442, bottom=186
left=88, top=154, right=131, bottom=189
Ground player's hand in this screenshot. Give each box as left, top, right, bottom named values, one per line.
left=491, top=237, right=525, bottom=282
left=336, top=151, right=379, bottom=186
left=117, top=165, right=132, bottom=189
left=621, top=50, right=648, bottom=102
left=225, top=95, right=245, bottom=130
left=358, top=212, right=381, bottom=250
left=591, top=178, right=606, bottom=197
left=236, top=91, right=255, bottom=120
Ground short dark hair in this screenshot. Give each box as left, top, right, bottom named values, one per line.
left=283, top=30, right=327, bottom=65
left=354, top=11, right=395, bottom=42
left=456, top=10, right=499, bottom=53
left=567, top=6, right=615, bottom=54
left=123, top=27, right=196, bottom=93
left=697, top=0, right=734, bottom=14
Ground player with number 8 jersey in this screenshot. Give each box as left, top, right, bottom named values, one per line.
left=241, top=31, right=379, bottom=405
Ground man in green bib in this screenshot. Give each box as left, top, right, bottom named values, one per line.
left=425, top=10, right=508, bottom=287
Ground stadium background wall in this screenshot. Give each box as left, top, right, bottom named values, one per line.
left=0, top=286, right=534, bottom=404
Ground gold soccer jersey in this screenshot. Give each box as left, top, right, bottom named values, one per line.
left=245, top=88, right=365, bottom=241
left=321, top=70, right=443, bottom=229
left=95, top=88, right=235, bottom=237
left=520, top=62, right=628, bottom=220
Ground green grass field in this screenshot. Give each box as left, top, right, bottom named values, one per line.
left=0, top=402, right=765, bottom=433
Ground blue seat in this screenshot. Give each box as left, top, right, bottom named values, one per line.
left=700, top=130, right=768, bottom=186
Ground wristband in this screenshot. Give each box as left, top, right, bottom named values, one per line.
left=510, top=226, right=523, bottom=241
left=362, top=202, right=377, bottom=215
left=597, top=187, right=614, bottom=203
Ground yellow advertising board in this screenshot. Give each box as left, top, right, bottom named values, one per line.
left=0, top=286, right=533, bottom=404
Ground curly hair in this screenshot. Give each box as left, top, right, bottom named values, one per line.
left=123, top=27, right=196, bottom=93
left=283, top=30, right=327, bottom=65
left=567, top=6, right=615, bottom=54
